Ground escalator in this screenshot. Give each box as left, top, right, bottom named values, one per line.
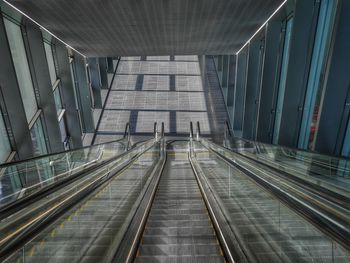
left=0, top=122, right=133, bottom=216
left=191, top=141, right=350, bottom=262
left=1, top=122, right=349, bottom=262
left=1, top=140, right=228, bottom=262
left=1, top=136, right=162, bottom=262
left=222, top=121, right=350, bottom=199
left=134, top=141, right=225, bottom=263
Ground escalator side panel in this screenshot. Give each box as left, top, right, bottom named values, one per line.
left=193, top=141, right=350, bottom=263
left=5, top=146, right=161, bottom=262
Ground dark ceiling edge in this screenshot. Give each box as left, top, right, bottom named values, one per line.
left=2, top=0, right=287, bottom=57
left=1, top=0, right=87, bottom=57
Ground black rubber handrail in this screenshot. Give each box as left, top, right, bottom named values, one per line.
left=224, top=120, right=232, bottom=137
left=223, top=119, right=350, bottom=162
left=206, top=139, right=350, bottom=207
left=0, top=136, right=154, bottom=221
left=0, top=122, right=131, bottom=169
left=200, top=139, right=350, bottom=251
left=112, top=134, right=168, bottom=263
left=189, top=121, right=194, bottom=139
left=0, top=137, right=160, bottom=262
left=223, top=121, right=350, bottom=178
left=153, top=122, right=157, bottom=137
left=189, top=145, right=239, bottom=263
left=161, top=122, right=164, bottom=138
left=196, top=121, right=201, bottom=140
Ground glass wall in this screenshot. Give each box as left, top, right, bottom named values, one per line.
left=0, top=111, right=11, bottom=163
left=272, top=17, right=293, bottom=144
left=44, top=42, right=57, bottom=86
left=43, top=40, right=69, bottom=149
left=44, top=41, right=64, bottom=115
left=59, top=117, right=69, bottom=150
left=298, top=0, right=337, bottom=150
left=70, top=62, right=84, bottom=135
left=30, top=117, right=48, bottom=156
left=53, top=87, right=63, bottom=113
left=3, top=17, right=37, bottom=123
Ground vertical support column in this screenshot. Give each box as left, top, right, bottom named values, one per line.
left=217, top=55, right=223, bottom=84
left=74, top=54, right=95, bottom=132
left=0, top=14, right=33, bottom=159
left=99, top=57, right=109, bottom=90
left=243, top=39, right=264, bottom=140
left=257, top=21, right=284, bottom=143
left=22, top=19, right=63, bottom=153
left=198, top=55, right=207, bottom=86
left=278, top=0, right=320, bottom=147
left=227, top=55, right=236, bottom=124
left=54, top=42, right=83, bottom=148
left=221, top=55, right=229, bottom=101
left=315, top=0, right=350, bottom=155
left=233, top=47, right=249, bottom=132
left=87, top=57, right=103, bottom=108
left=107, top=57, right=114, bottom=73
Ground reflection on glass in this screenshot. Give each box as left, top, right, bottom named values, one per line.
left=30, top=117, right=48, bottom=156
left=43, top=42, right=57, bottom=86
left=2, top=141, right=160, bottom=262
left=193, top=141, right=350, bottom=262
left=59, top=117, right=68, bottom=144
left=53, top=87, right=62, bottom=114
left=0, top=135, right=132, bottom=207
left=273, top=17, right=294, bottom=144
left=0, top=111, right=11, bottom=163
left=4, top=17, right=37, bottom=123
left=225, top=134, right=350, bottom=198
left=69, top=63, right=84, bottom=134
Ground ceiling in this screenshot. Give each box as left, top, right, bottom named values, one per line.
left=6, top=0, right=283, bottom=57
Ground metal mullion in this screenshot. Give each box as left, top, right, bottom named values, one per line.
left=28, top=109, right=42, bottom=130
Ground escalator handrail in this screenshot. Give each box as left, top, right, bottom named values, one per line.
left=188, top=146, right=236, bottom=263
left=153, top=122, right=157, bottom=137
left=190, top=121, right=194, bottom=139
left=223, top=126, right=350, bottom=177
left=224, top=120, right=232, bottom=137
left=198, top=138, right=350, bottom=250
left=0, top=135, right=157, bottom=221
left=196, top=121, right=201, bottom=141
left=201, top=138, right=350, bottom=205
left=223, top=120, right=350, bottom=163
left=0, top=122, right=132, bottom=169
left=115, top=135, right=167, bottom=263
left=125, top=122, right=131, bottom=151
left=161, top=122, right=164, bottom=138
left=0, top=136, right=161, bottom=261
left=1, top=150, right=104, bottom=206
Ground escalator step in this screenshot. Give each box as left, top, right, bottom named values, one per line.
left=134, top=255, right=224, bottom=263
left=141, top=235, right=218, bottom=245
left=138, top=244, right=221, bottom=256
left=143, top=226, right=215, bottom=236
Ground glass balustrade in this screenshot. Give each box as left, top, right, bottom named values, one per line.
left=0, top=138, right=130, bottom=208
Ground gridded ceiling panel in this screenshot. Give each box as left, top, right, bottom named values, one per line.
left=6, top=0, right=283, bottom=56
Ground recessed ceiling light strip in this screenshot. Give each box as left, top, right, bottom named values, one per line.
left=2, top=0, right=86, bottom=57
left=235, top=0, right=288, bottom=55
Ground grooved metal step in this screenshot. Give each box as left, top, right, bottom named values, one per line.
left=135, top=143, right=225, bottom=262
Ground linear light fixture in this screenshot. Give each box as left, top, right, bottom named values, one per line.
left=235, top=0, right=288, bottom=55
left=2, top=0, right=86, bottom=57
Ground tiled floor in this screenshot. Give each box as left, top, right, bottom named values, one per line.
left=94, top=56, right=228, bottom=143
